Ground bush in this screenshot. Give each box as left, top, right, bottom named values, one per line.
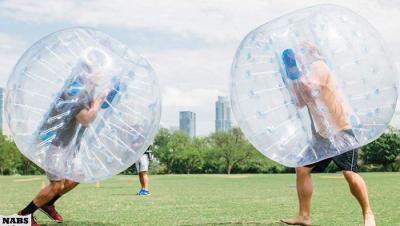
left=149, top=161, right=168, bottom=175
left=361, top=131, right=400, bottom=171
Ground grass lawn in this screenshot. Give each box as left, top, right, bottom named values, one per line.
left=0, top=173, right=399, bottom=226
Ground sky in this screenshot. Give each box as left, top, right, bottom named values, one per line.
left=0, top=0, right=399, bottom=135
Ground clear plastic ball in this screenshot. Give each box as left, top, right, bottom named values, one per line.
left=230, top=5, right=398, bottom=167
left=5, top=27, right=161, bottom=182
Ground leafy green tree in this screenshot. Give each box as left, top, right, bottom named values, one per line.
left=361, top=132, right=400, bottom=171
left=209, top=128, right=255, bottom=174
left=153, top=129, right=191, bottom=173
left=0, top=133, right=21, bottom=174
left=0, top=135, right=13, bottom=174
left=153, top=128, right=174, bottom=173
left=168, top=131, right=191, bottom=173
left=236, top=151, right=287, bottom=173
left=0, top=133, right=44, bottom=175
left=176, top=137, right=207, bottom=174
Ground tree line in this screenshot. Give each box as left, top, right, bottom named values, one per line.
left=1, top=127, right=400, bottom=175
left=0, top=133, right=43, bottom=175
left=135, top=127, right=400, bottom=174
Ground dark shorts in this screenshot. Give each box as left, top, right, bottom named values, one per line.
left=304, top=129, right=360, bottom=173
left=305, top=148, right=359, bottom=172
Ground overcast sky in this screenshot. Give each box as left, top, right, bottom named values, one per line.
left=0, top=0, right=399, bottom=135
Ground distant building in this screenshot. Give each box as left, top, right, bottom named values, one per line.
left=215, top=96, right=231, bottom=132
left=179, top=111, right=196, bottom=137
left=0, top=87, right=3, bottom=132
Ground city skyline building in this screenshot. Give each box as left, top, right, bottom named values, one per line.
left=179, top=111, right=196, bottom=137
left=0, top=87, right=3, bottom=132
left=215, top=96, right=231, bottom=132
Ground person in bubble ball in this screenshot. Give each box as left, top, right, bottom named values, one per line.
left=280, top=42, right=375, bottom=226
left=17, top=55, right=110, bottom=226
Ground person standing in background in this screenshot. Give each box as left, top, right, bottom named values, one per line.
left=135, top=145, right=153, bottom=196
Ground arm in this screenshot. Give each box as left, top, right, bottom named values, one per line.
left=75, top=96, right=104, bottom=126
left=75, top=87, right=109, bottom=126
left=295, top=61, right=328, bottom=105
left=297, top=76, right=315, bottom=105
left=288, top=82, right=307, bottom=108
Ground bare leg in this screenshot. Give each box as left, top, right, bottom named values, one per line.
left=281, top=167, right=313, bottom=226
left=60, top=180, right=79, bottom=195
left=33, top=180, right=65, bottom=207
left=342, top=171, right=375, bottom=226
left=138, top=171, right=149, bottom=190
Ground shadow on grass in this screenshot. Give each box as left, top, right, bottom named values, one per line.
left=42, top=221, right=119, bottom=226
left=91, top=186, right=126, bottom=189
left=110, top=193, right=134, bottom=196
left=180, top=221, right=282, bottom=226
left=181, top=221, right=321, bottom=226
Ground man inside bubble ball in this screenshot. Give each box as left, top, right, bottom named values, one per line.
left=17, top=58, right=109, bottom=226
left=280, top=42, right=375, bottom=226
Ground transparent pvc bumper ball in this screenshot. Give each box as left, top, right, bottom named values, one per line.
left=230, top=5, right=398, bottom=167
left=6, top=27, right=161, bottom=182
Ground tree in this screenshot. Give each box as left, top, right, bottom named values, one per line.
left=209, top=128, right=255, bottom=174
left=0, top=133, right=20, bottom=174
left=153, top=129, right=191, bottom=173
left=167, top=131, right=191, bottom=173
left=0, top=135, right=13, bottom=174
left=361, top=131, right=400, bottom=171
left=0, top=133, right=43, bottom=175
left=236, top=151, right=287, bottom=173
left=153, top=128, right=174, bottom=173
left=176, top=137, right=207, bottom=174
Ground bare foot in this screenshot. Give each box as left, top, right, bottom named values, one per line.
left=280, top=216, right=311, bottom=226
left=364, top=213, right=375, bottom=226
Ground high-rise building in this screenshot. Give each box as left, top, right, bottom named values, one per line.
left=0, top=87, right=3, bottom=132
left=179, top=111, right=196, bottom=137
left=215, top=96, right=232, bottom=132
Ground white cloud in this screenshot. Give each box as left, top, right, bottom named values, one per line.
left=0, top=33, right=27, bottom=87
left=161, top=86, right=224, bottom=135
left=0, top=0, right=399, bottom=135
left=163, top=87, right=221, bottom=108
left=146, top=48, right=233, bottom=135
left=0, top=33, right=27, bottom=135
left=1, top=1, right=399, bottom=65
left=1, top=0, right=397, bottom=44
left=146, top=48, right=233, bottom=90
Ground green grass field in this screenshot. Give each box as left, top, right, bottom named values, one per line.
left=0, top=173, right=399, bottom=226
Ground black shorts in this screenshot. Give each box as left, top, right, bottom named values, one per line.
left=305, top=148, right=359, bottom=172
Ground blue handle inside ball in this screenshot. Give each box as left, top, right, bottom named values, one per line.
left=282, top=49, right=300, bottom=80
left=67, top=81, right=82, bottom=96
left=39, top=131, right=54, bottom=141
left=101, top=81, right=121, bottom=109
